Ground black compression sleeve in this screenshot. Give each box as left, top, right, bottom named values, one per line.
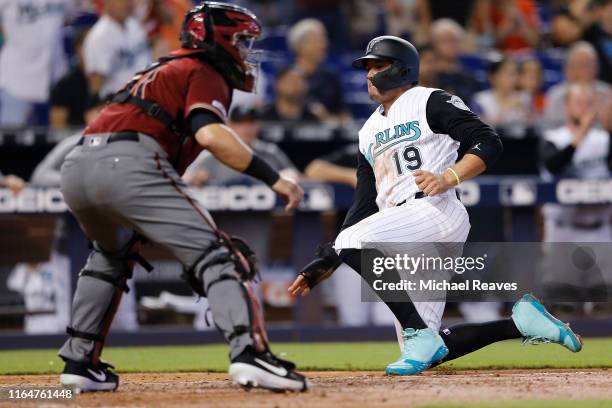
left=433, top=319, right=522, bottom=366
left=341, top=152, right=378, bottom=231
left=542, top=141, right=576, bottom=175
left=243, top=155, right=280, bottom=186
left=340, top=248, right=428, bottom=329
left=426, top=90, right=503, bottom=168
left=190, top=110, right=223, bottom=134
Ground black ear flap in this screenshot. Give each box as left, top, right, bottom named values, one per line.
left=389, top=60, right=407, bottom=81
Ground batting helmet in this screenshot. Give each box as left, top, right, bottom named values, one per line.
left=352, top=36, right=420, bottom=92
left=180, top=2, right=262, bottom=92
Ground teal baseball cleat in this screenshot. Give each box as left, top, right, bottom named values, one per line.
left=385, top=328, right=449, bottom=375
left=512, top=294, right=583, bottom=352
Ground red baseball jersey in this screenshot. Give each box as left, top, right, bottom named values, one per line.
left=85, top=49, right=232, bottom=174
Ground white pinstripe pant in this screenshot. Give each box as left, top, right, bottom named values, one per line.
left=334, top=191, right=470, bottom=332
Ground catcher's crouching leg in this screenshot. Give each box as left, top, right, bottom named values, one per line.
left=59, top=237, right=149, bottom=392
left=184, top=244, right=267, bottom=358
left=184, top=242, right=308, bottom=391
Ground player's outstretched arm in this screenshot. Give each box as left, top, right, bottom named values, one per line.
left=289, top=242, right=342, bottom=296
left=290, top=149, right=380, bottom=296
left=195, top=122, right=303, bottom=209
left=290, top=151, right=378, bottom=296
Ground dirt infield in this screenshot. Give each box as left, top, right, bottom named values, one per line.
left=1, top=369, right=611, bottom=408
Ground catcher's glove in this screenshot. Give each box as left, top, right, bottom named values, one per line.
left=289, top=242, right=343, bottom=296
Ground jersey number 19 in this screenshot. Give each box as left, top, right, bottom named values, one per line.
left=392, top=145, right=422, bottom=176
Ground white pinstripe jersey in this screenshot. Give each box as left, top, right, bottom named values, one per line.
left=359, top=86, right=460, bottom=209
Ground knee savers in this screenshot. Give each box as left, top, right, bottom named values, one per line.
left=184, top=240, right=269, bottom=353
left=182, top=234, right=258, bottom=297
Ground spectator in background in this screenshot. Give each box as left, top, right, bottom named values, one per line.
left=346, top=0, right=383, bottom=50
left=472, top=0, right=539, bottom=51
left=431, top=19, right=481, bottom=104
left=292, top=0, right=347, bottom=53
left=582, top=0, right=612, bottom=84
left=542, top=84, right=610, bottom=182
left=232, top=0, right=294, bottom=28
left=50, top=29, right=91, bottom=129
left=0, top=172, right=25, bottom=194
left=520, top=58, right=546, bottom=117
left=472, top=56, right=532, bottom=130
left=383, top=0, right=430, bottom=45
left=305, top=143, right=359, bottom=187
left=550, top=0, right=597, bottom=47
left=417, top=44, right=439, bottom=88
left=427, top=0, right=475, bottom=27
left=0, top=0, right=72, bottom=126
left=183, top=106, right=300, bottom=187
left=287, top=18, right=350, bottom=122
left=7, top=254, right=71, bottom=334
left=31, top=98, right=109, bottom=186
left=540, top=84, right=612, bottom=305
left=542, top=84, right=611, bottom=224
left=260, top=68, right=319, bottom=123
left=84, top=0, right=151, bottom=99
left=140, top=0, right=190, bottom=59
left=231, top=74, right=268, bottom=113
left=544, top=41, right=612, bottom=129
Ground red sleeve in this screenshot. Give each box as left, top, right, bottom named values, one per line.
left=184, top=64, right=232, bottom=123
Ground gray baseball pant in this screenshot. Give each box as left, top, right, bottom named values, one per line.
left=58, top=133, right=254, bottom=363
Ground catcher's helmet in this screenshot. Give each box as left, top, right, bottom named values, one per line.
left=180, top=1, right=262, bottom=92
left=352, top=36, right=419, bottom=92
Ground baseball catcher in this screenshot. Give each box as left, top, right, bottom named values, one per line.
left=58, top=2, right=307, bottom=393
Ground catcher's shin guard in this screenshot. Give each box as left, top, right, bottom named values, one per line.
left=191, top=238, right=270, bottom=358
left=59, top=237, right=147, bottom=364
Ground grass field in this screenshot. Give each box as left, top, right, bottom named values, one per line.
left=1, top=337, right=612, bottom=375
left=1, top=339, right=611, bottom=407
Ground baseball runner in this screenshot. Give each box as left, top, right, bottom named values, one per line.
left=289, top=36, right=583, bottom=375
left=58, top=2, right=308, bottom=393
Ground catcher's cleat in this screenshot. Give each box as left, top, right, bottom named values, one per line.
left=385, top=328, right=449, bottom=375
left=267, top=352, right=296, bottom=371
left=512, top=294, right=583, bottom=352
left=229, top=346, right=308, bottom=392
left=59, top=359, right=119, bottom=393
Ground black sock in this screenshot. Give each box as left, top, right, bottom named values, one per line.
left=340, top=249, right=427, bottom=330
left=385, top=301, right=428, bottom=329
left=434, top=318, right=522, bottom=366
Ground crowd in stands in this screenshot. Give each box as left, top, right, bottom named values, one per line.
left=1, top=0, right=611, bottom=188
left=2, top=0, right=612, bottom=330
